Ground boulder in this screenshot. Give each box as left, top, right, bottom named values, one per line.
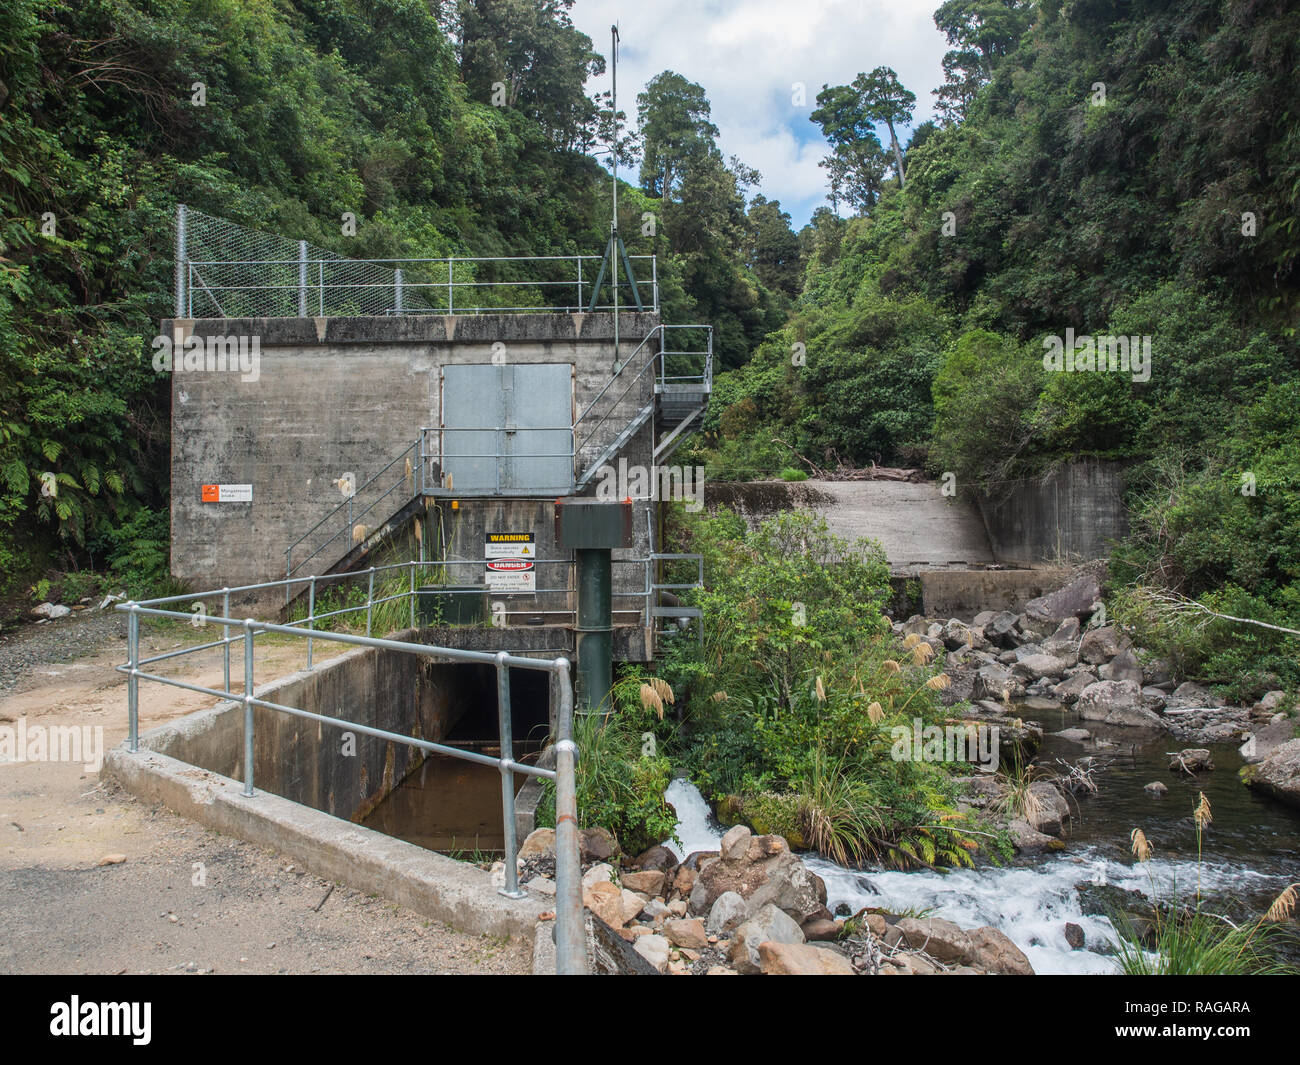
left=1244, top=738, right=1300, bottom=810
left=1053, top=671, right=1096, bottom=705
left=621, top=870, right=666, bottom=896
left=1169, top=748, right=1213, bottom=774
left=663, top=917, right=709, bottom=950
left=719, top=824, right=752, bottom=862
left=1079, top=625, right=1122, bottom=664
left=1025, top=572, right=1101, bottom=623
left=690, top=833, right=825, bottom=924
left=579, top=827, right=618, bottom=862
left=1142, top=656, right=1173, bottom=687
left=1076, top=680, right=1162, bottom=728
left=1064, top=922, right=1085, bottom=950
left=1042, top=616, right=1082, bottom=651
left=632, top=933, right=671, bottom=973
left=801, top=918, right=841, bottom=942
left=517, top=827, right=555, bottom=859
left=583, top=881, right=625, bottom=929
left=1007, top=819, right=1061, bottom=853
left=983, top=611, right=1021, bottom=648
left=581, top=863, right=616, bottom=891
left=1027, top=781, right=1070, bottom=836
left=706, top=891, right=750, bottom=933
left=1251, top=690, right=1288, bottom=718
left=1166, top=681, right=1224, bottom=710
left=729, top=903, right=805, bottom=974
left=1239, top=719, right=1296, bottom=764
left=974, top=663, right=1021, bottom=702
left=632, top=845, right=679, bottom=875
left=31, top=602, right=72, bottom=619
left=1053, top=727, right=1091, bottom=742
left=1144, top=780, right=1168, bottom=796
left=759, top=941, right=856, bottom=975
left=966, top=926, right=1034, bottom=975
left=1100, top=648, right=1143, bottom=685
left=896, top=917, right=971, bottom=964
left=1013, top=653, right=1069, bottom=681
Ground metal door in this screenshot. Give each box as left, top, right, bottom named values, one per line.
left=441, top=364, right=574, bottom=494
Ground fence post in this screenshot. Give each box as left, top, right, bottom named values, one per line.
left=222, top=588, right=231, bottom=693
left=307, top=576, right=315, bottom=670
left=553, top=657, right=586, bottom=973
left=127, top=603, right=140, bottom=752
left=395, top=267, right=404, bottom=314
left=175, top=204, right=187, bottom=319
left=447, top=257, right=454, bottom=314
left=319, top=259, right=325, bottom=317
left=496, top=652, right=526, bottom=899
left=409, top=562, right=416, bottom=629
left=366, top=567, right=375, bottom=637
left=243, top=620, right=255, bottom=797
left=576, top=257, right=583, bottom=312
left=298, top=240, right=307, bottom=317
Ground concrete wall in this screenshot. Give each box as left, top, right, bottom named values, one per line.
left=916, top=567, right=1072, bottom=618
left=977, top=461, right=1127, bottom=566
left=166, top=312, right=659, bottom=590
left=140, top=641, right=489, bottom=821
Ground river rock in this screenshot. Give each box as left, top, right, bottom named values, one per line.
left=1100, top=648, right=1143, bottom=685
left=1144, top=780, right=1168, bottom=795
left=1079, top=625, right=1122, bottom=664
left=581, top=863, right=616, bottom=891
left=974, top=662, right=1020, bottom=702
left=690, top=833, right=825, bottom=924
left=984, top=610, right=1021, bottom=648
left=632, top=933, right=671, bottom=972
left=1076, top=680, right=1162, bottom=728
left=719, top=824, right=752, bottom=862
left=1025, top=572, right=1102, bottom=623
left=1027, top=781, right=1070, bottom=835
left=1244, top=738, right=1300, bottom=810
left=579, top=827, right=618, bottom=862
left=583, top=881, right=625, bottom=928
left=663, top=917, right=708, bottom=950
left=518, top=828, right=555, bottom=859
left=1042, top=616, right=1082, bottom=652
left=1251, top=691, right=1288, bottom=718
left=706, top=890, right=750, bottom=933
left=966, top=926, right=1034, bottom=975
left=729, top=903, right=805, bottom=974
left=759, top=941, right=856, bottom=975
left=1142, top=656, right=1173, bottom=687
left=1239, top=719, right=1295, bottom=764
left=1007, top=819, right=1060, bottom=853
left=801, top=917, right=840, bottom=941
left=1053, top=670, right=1096, bottom=704
left=632, top=844, right=679, bottom=874
left=896, top=916, right=971, bottom=964
left=1169, top=748, right=1213, bottom=773
left=1013, top=653, right=1069, bottom=681
left=621, top=869, right=665, bottom=896
left=1053, top=727, right=1091, bottom=742
left=31, top=602, right=72, bottom=619
left=1064, top=922, right=1085, bottom=949
left=1166, top=681, right=1224, bottom=710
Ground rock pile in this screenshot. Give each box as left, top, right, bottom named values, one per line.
left=520, top=824, right=1035, bottom=975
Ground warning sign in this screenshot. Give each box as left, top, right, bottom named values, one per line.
left=201, top=484, right=253, bottom=503
left=485, top=532, right=535, bottom=592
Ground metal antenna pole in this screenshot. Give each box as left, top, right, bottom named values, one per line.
left=611, top=24, right=620, bottom=364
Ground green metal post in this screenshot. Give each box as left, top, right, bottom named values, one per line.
left=574, top=547, right=613, bottom=715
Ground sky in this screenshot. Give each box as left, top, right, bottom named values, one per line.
left=567, top=0, right=952, bottom=229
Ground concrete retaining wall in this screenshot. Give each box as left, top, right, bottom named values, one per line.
left=977, top=461, right=1127, bottom=565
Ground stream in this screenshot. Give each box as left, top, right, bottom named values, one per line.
left=662, top=706, right=1300, bottom=975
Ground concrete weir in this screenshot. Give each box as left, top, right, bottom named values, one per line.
left=101, top=636, right=553, bottom=939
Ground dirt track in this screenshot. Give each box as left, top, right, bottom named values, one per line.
left=0, top=614, right=531, bottom=975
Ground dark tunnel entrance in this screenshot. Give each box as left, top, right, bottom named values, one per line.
left=359, top=662, right=552, bottom=856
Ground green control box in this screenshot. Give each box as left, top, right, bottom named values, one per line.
left=554, top=498, right=634, bottom=549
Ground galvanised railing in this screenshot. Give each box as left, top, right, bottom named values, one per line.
left=115, top=574, right=587, bottom=973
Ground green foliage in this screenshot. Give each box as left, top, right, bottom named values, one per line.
left=657, top=509, right=984, bottom=868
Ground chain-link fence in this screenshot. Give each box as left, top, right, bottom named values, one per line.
left=174, top=206, right=656, bottom=318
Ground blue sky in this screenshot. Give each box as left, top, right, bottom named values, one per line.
left=568, top=0, right=952, bottom=228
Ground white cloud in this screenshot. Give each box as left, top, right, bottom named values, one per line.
left=569, top=0, right=950, bottom=226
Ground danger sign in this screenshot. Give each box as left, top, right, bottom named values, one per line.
left=485, top=532, right=535, bottom=592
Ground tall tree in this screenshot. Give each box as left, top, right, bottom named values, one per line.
left=932, top=0, right=1034, bottom=124
left=746, top=195, right=801, bottom=297
left=811, top=82, right=889, bottom=211
left=851, top=67, right=915, bottom=187
left=635, top=71, right=718, bottom=198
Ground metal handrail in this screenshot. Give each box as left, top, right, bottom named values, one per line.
left=117, top=582, right=587, bottom=974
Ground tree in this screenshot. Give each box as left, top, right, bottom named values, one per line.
left=746, top=196, right=801, bottom=297
left=932, top=0, right=1034, bottom=124
left=812, top=68, right=915, bottom=199
left=851, top=67, right=915, bottom=187
left=635, top=71, right=718, bottom=198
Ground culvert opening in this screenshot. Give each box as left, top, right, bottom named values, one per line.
left=360, top=663, right=551, bottom=856
left=135, top=643, right=554, bottom=860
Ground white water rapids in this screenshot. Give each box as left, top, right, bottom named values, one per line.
left=660, top=777, right=1283, bottom=975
